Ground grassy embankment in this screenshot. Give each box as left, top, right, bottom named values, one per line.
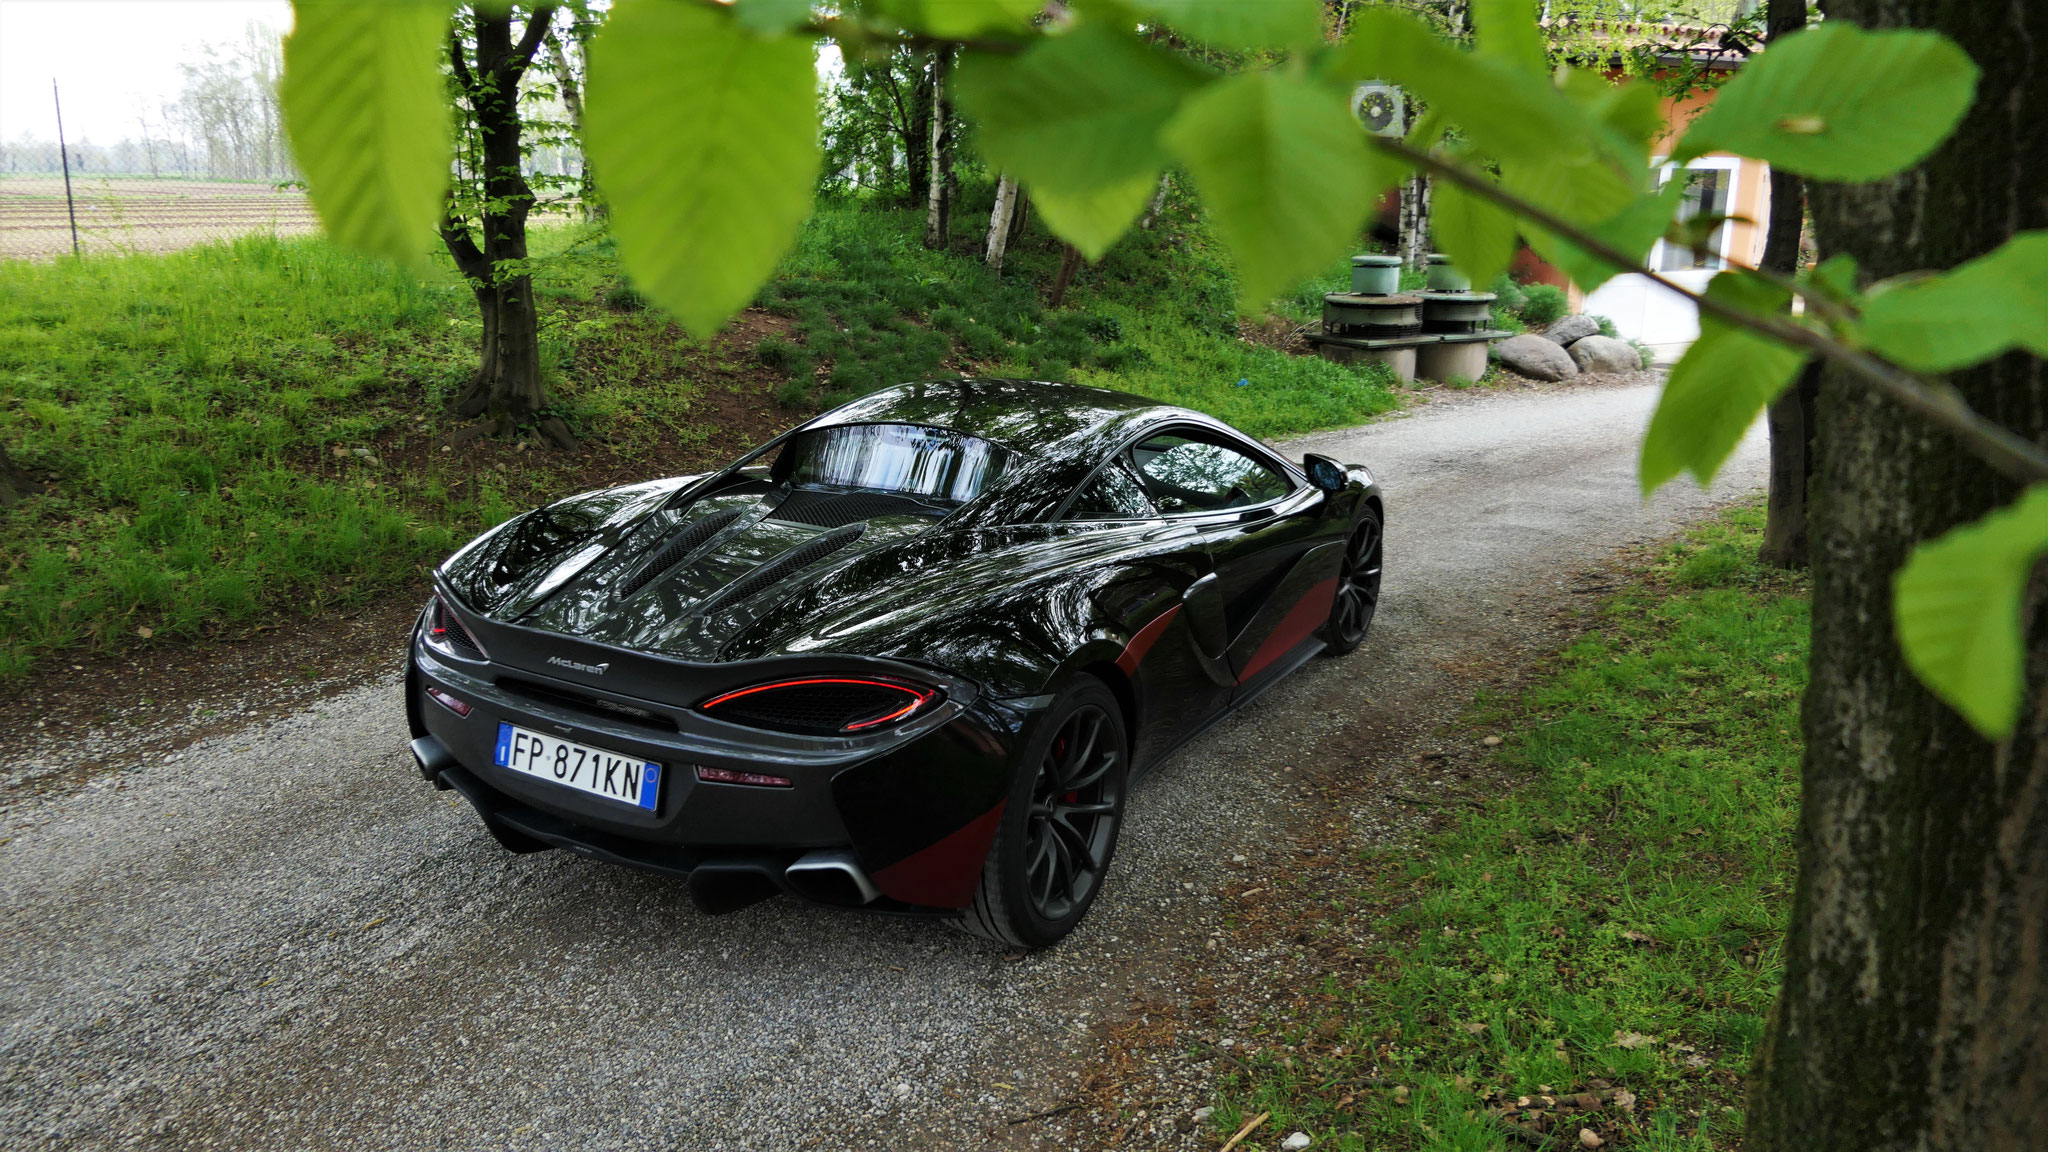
left=1211, top=508, right=1804, bottom=1151
left=0, top=190, right=1398, bottom=679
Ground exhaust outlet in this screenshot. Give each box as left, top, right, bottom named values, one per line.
left=410, top=736, right=456, bottom=786
left=784, top=849, right=882, bottom=906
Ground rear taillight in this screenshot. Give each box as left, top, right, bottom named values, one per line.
left=698, top=676, right=939, bottom=736
left=422, top=593, right=489, bottom=662
left=426, top=686, right=472, bottom=716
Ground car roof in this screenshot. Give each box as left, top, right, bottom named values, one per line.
left=806, top=378, right=1178, bottom=456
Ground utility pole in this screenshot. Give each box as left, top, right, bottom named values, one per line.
left=53, top=79, right=81, bottom=258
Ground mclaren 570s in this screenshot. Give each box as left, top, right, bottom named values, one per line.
left=408, top=378, right=1382, bottom=947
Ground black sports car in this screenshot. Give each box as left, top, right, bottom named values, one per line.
left=408, top=379, right=1382, bottom=946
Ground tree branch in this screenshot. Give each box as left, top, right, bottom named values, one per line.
left=1372, top=135, right=2048, bottom=484
left=678, top=0, right=1024, bottom=55
left=448, top=26, right=478, bottom=96
left=508, top=4, right=559, bottom=83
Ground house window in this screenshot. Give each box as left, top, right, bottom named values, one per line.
left=1651, top=161, right=1738, bottom=272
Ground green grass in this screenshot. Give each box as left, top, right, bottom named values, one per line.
left=0, top=190, right=1401, bottom=678
left=1210, top=506, right=1805, bottom=1150
left=0, top=228, right=745, bottom=678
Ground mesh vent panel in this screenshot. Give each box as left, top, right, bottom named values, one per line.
left=770, top=490, right=935, bottom=528
left=432, top=598, right=486, bottom=660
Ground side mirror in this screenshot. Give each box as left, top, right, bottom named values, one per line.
left=1303, top=453, right=1347, bottom=494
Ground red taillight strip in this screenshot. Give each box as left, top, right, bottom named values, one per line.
left=698, top=677, right=938, bottom=732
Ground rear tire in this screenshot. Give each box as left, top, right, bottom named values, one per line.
left=954, top=676, right=1128, bottom=949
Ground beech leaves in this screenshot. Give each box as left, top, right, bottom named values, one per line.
left=276, top=1, right=2038, bottom=739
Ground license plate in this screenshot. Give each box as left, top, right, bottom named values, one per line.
left=494, top=722, right=661, bottom=811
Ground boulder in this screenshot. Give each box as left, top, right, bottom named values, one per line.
left=1568, top=334, right=1642, bottom=374
left=1497, top=333, right=1579, bottom=381
left=1542, top=314, right=1601, bottom=346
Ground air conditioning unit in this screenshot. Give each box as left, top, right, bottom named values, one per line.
left=1353, top=83, right=1406, bottom=138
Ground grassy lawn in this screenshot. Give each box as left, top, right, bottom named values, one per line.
left=0, top=191, right=1399, bottom=679
left=1211, top=507, right=1805, bottom=1150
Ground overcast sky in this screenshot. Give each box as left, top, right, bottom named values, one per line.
left=1, top=1, right=293, bottom=144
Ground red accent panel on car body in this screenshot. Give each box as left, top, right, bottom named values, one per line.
left=1236, top=577, right=1338, bottom=684
left=869, top=802, right=1007, bottom=907
left=1115, top=603, right=1183, bottom=676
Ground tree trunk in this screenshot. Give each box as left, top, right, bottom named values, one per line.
left=1047, top=243, right=1084, bottom=308
left=545, top=21, right=601, bottom=222
left=1756, top=0, right=1817, bottom=570
left=985, top=174, right=1018, bottom=273
left=443, top=5, right=562, bottom=443
left=905, top=52, right=933, bottom=210
left=1399, top=172, right=1432, bottom=271
left=1140, top=172, right=1172, bottom=229
left=1008, top=185, right=1030, bottom=243
left=923, top=46, right=953, bottom=250
left=1747, top=3, right=2048, bottom=1151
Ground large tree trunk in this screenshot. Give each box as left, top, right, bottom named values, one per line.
left=1399, top=172, right=1431, bottom=271
left=904, top=52, right=933, bottom=210
left=443, top=5, right=567, bottom=445
left=985, top=174, right=1018, bottom=273
left=923, top=46, right=954, bottom=250
left=1757, top=0, right=1818, bottom=570
left=1747, top=3, right=2048, bottom=1151
left=544, top=19, right=601, bottom=222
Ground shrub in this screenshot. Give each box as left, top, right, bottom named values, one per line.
left=1593, top=314, right=1619, bottom=339
left=1488, top=272, right=1528, bottom=316
left=755, top=336, right=810, bottom=375
left=603, top=281, right=648, bottom=311
left=1631, top=339, right=1656, bottom=369
left=775, top=378, right=814, bottom=408
left=1520, top=283, right=1568, bottom=326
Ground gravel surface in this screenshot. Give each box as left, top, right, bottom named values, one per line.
left=1, top=381, right=1766, bottom=1151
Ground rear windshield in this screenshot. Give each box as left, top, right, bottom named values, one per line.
left=780, top=423, right=1012, bottom=503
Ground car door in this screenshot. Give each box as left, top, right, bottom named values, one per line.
left=1059, top=453, right=1228, bottom=767
left=1126, top=427, right=1343, bottom=692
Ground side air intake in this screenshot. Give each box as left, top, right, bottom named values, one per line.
left=618, top=507, right=745, bottom=600
left=692, top=523, right=865, bottom=618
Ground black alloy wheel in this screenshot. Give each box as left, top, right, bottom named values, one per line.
left=958, top=676, right=1128, bottom=948
left=1324, top=507, right=1383, bottom=655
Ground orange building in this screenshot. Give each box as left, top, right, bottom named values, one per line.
left=1523, top=23, right=1772, bottom=361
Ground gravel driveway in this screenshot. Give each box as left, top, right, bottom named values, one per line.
left=1, top=381, right=1766, bottom=1151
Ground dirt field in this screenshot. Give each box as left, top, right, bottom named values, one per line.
left=0, top=176, right=320, bottom=260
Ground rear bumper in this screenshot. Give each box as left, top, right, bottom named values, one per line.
left=408, top=641, right=1033, bottom=911
left=416, top=745, right=925, bottom=916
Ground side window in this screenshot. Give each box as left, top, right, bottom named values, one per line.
left=1064, top=460, right=1157, bottom=520
left=1130, top=431, right=1290, bottom=514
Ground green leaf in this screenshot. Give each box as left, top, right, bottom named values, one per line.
left=1163, top=68, right=1397, bottom=313
left=1332, top=9, right=1593, bottom=168
left=734, top=0, right=815, bottom=35
left=1894, top=486, right=2048, bottom=740
left=1559, top=68, right=1665, bottom=170
left=1127, top=0, right=1322, bottom=50
left=880, top=0, right=1041, bottom=38
left=1430, top=170, right=1519, bottom=288
left=955, top=25, right=1208, bottom=258
left=1672, top=23, right=1978, bottom=181
left=1027, top=171, right=1166, bottom=262
left=1861, top=233, right=2048, bottom=372
left=1640, top=273, right=1808, bottom=492
left=279, top=0, right=453, bottom=265
left=1472, top=0, right=1547, bottom=76
left=585, top=0, right=820, bottom=337
left=1518, top=174, right=1689, bottom=297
